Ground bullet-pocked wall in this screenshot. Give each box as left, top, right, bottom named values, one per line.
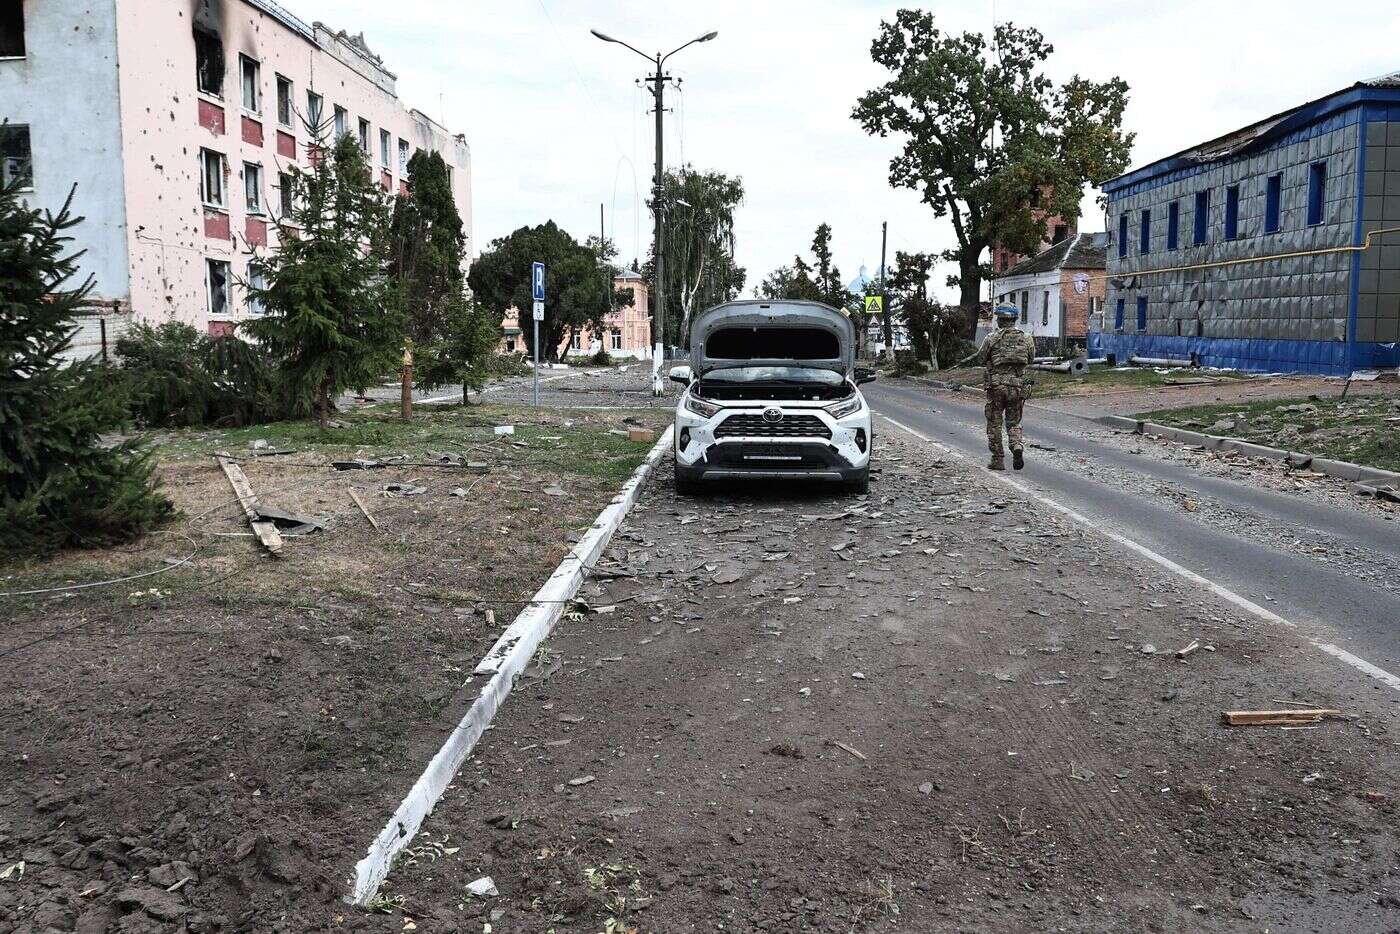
left=1094, top=79, right=1400, bottom=375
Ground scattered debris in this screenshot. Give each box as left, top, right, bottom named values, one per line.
left=628, top=427, right=657, bottom=443
left=348, top=489, right=379, bottom=529
left=768, top=743, right=805, bottom=759
left=383, top=483, right=427, bottom=496
left=494, top=425, right=515, bottom=436
left=1222, top=708, right=1341, bottom=726
left=917, top=782, right=936, bottom=795
left=1175, top=640, right=1201, bottom=659
left=216, top=455, right=283, bottom=556
left=851, top=671, right=866, bottom=680
left=827, top=740, right=867, bottom=761
left=543, top=485, right=567, bottom=497
left=567, top=775, right=597, bottom=787
left=466, top=876, right=499, bottom=897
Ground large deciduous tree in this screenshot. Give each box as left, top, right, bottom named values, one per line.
left=852, top=10, right=1132, bottom=332
left=646, top=166, right=746, bottom=341
left=468, top=222, right=631, bottom=363
left=0, top=179, right=172, bottom=553
left=243, top=132, right=406, bottom=427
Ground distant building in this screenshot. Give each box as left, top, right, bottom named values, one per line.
left=1095, top=71, right=1400, bottom=375
left=845, top=264, right=909, bottom=355
left=0, top=0, right=471, bottom=345
left=991, top=186, right=1077, bottom=275
left=501, top=270, right=652, bottom=360
left=991, top=232, right=1107, bottom=351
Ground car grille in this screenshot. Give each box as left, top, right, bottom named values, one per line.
left=713, top=413, right=832, bottom=439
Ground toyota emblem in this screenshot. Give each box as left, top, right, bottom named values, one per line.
left=762, top=407, right=784, bottom=423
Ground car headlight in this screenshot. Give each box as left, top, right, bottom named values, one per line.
left=684, top=394, right=721, bottom=419
left=825, top=395, right=863, bottom=419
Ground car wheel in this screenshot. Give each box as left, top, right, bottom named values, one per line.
left=674, top=466, right=700, bottom=496
left=843, top=470, right=869, bottom=495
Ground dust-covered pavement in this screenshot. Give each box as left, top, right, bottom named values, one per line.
left=374, top=428, right=1400, bottom=933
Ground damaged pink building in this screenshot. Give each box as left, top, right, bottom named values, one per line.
left=0, top=0, right=471, bottom=344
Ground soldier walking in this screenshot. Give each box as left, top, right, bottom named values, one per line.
left=960, top=305, right=1036, bottom=471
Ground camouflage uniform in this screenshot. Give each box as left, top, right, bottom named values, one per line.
left=974, top=327, right=1036, bottom=465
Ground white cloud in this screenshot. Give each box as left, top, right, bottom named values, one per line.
left=286, top=0, right=1400, bottom=302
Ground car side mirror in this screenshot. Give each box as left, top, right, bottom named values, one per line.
left=854, top=367, right=877, bottom=385
left=668, top=365, right=692, bottom=385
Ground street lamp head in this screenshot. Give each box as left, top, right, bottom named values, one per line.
left=590, top=29, right=618, bottom=43
left=698, top=31, right=718, bottom=42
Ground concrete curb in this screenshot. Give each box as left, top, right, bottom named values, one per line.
left=349, top=426, right=675, bottom=906
left=1096, top=415, right=1400, bottom=488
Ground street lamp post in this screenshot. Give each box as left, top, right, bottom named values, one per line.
left=591, top=28, right=717, bottom=395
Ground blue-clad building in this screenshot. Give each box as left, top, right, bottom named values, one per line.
left=1093, top=71, right=1400, bottom=375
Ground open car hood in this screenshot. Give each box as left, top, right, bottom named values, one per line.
left=689, top=300, right=854, bottom=378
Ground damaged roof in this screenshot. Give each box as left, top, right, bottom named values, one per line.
left=1102, top=70, right=1400, bottom=194
left=997, top=232, right=1107, bottom=279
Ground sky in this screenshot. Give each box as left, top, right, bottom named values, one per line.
left=288, top=0, right=1400, bottom=302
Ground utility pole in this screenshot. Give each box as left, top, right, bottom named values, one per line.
left=591, top=27, right=717, bottom=396
left=600, top=202, right=609, bottom=357
left=879, top=221, right=891, bottom=359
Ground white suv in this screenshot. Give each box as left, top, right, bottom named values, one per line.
left=671, top=300, right=875, bottom=495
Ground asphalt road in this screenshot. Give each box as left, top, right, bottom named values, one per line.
left=866, top=379, right=1400, bottom=677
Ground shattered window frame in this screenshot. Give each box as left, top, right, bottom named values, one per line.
left=357, top=118, right=371, bottom=153
left=379, top=128, right=391, bottom=169
left=398, top=138, right=409, bottom=174
left=244, top=161, right=263, bottom=214
left=306, top=91, right=323, bottom=129
left=276, top=75, right=293, bottom=127
left=245, top=262, right=267, bottom=316
left=206, top=258, right=231, bottom=319
left=0, top=123, right=33, bottom=190
left=240, top=54, right=261, bottom=114
left=333, top=105, right=347, bottom=139
left=194, top=27, right=224, bottom=98
left=200, top=148, right=226, bottom=208
left=0, top=0, right=25, bottom=58
left=277, top=170, right=295, bottom=217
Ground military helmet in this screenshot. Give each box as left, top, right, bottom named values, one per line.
left=993, top=305, right=1020, bottom=321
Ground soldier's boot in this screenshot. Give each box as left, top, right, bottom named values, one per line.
left=1012, top=448, right=1024, bottom=471
left=988, top=457, right=1005, bottom=471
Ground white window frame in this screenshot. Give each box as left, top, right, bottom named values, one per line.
left=333, top=105, right=347, bottom=138
left=239, top=54, right=260, bottom=114
left=379, top=129, right=390, bottom=169
left=244, top=162, right=263, bottom=214
left=1, top=123, right=33, bottom=190
left=275, top=74, right=293, bottom=127
left=206, top=258, right=231, bottom=319
left=398, top=138, right=409, bottom=174
left=246, top=262, right=266, bottom=316
left=357, top=118, right=371, bottom=153
left=610, top=328, right=622, bottom=351
left=306, top=91, right=323, bottom=127
left=200, top=148, right=226, bottom=208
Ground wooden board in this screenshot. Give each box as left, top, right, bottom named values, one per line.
left=1222, top=708, right=1340, bottom=726
left=215, top=455, right=283, bottom=556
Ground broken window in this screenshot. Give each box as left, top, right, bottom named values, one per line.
left=357, top=118, right=371, bottom=153
left=200, top=148, right=226, bottom=207
left=1052, top=223, right=1068, bottom=244
left=278, top=171, right=294, bottom=216
left=333, top=105, right=347, bottom=138
left=240, top=55, right=260, bottom=113
left=306, top=91, right=323, bottom=128
left=245, top=262, right=266, bottom=315
left=207, top=259, right=230, bottom=318
left=276, top=76, right=292, bottom=126
left=379, top=129, right=390, bottom=168
left=0, top=0, right=25, bottom=58
left=398, top=138, right=409, bottom=174
left=244, top=162, right=262, bottom=214
left=194, top=27, right=224, bottom=97
left=1, top=123, right=32, bottom=189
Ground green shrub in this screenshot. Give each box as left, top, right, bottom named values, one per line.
left=114, top=321, right=281, bottom=427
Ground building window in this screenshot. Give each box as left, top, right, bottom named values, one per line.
left=0, top=0, right=25, bottom=57
left=571, top=331, right=582, bottom=351
left=611, top=328, right=622, bottom=350
left=207, top=259, right=230, bottom=318
left=1114, top=298, right=1125, bottom=331
left=240, top=55, right=260, bottom=113
left=0, top=124, right=33, bottom=189
left=244, top=162, right=262, bottom=214
left=1136, top=296, right=1148, bottom=332
left=276, top=76, right=292, bottom=127
left=358, top=118, right=371, bottom=153
left=1041, top=290, right=1050, bottom=327
left=194, top=27, right=223, bottom=97
left=1167, top=201, right=1179, bottom=251
left=200, top=149, right=226, bottom=207
left=1052, top=224, right=1068, bottom=244
left=306, top=91, right=323, bottom=128
left=1307, top=161, right=1327, bottom=226
left=277, top=171, right=294, bottom=216
left=1117, top=213, right=1128, bottom=258
left=1019, top=290, right=1028, bottom=323
left=1224, top=185, right=1239, bottom=240
left=379, top=129, right=391, bottom=169
left=1265, top=173, right=1282, bottom=233
left=246, top=262, right=266, bottom=316
left=1193, top=190, right=1210, bottom=245
left=1139, top=208, right=1150, bottom=255
left=398, top=138, right=410, bottom=174
left=333, top=105, right=347, bottom=138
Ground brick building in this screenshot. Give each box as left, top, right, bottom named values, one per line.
left=0, top=0, right=471, bottom=341
left=1094, top=71, right=1400, bottom=374
left=991, top=232, right=1107, bottom=351
left=990, top=186, right=1077, bottom=275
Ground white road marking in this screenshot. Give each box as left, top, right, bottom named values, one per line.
left=879, top=413, right=1400, bottom=694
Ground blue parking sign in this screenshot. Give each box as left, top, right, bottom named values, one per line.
left=532, top=262, right=545, bottom=302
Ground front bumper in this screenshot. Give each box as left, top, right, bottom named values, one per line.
left=673, top=399, right=871, bottom=482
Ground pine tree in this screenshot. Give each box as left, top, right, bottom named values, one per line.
left=0, top=179, right=172, bottom=553
left=243, top=132, right=405, bottom=427
left=389, top=150, right=466, bottom=345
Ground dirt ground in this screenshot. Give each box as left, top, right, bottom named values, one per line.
left=0, top=405, right=664, bottom=934
left=345, top=429, right=1400, bottom=933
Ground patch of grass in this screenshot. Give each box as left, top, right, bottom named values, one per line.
left=1029, top=366, right=1250, bottom=398
left=1138, top=394, right=1400, bottom=472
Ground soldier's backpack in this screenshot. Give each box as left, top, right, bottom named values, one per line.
left=986, top=329, right=1030, bottom=369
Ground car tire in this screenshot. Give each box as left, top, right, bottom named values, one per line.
left=843, top=470, right=869, bottom=495
left=674, top=466, right=700, bottom=496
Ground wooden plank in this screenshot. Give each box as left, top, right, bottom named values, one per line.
left=1222, top=708, right=1340, bottom=726
left=215, top=455, right=283, bottom=556
left=347, top=489, right=379, bottom=530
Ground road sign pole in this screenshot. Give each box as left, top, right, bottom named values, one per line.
left=533, top=318, right=540, bottom=406
left=531, top=262, right=546, bottom=408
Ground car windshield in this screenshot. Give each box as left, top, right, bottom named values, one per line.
left=701, top=366, right=844, bottom=386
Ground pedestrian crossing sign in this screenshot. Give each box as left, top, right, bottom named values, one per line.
left=865, top=295, right=883, bottom=314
